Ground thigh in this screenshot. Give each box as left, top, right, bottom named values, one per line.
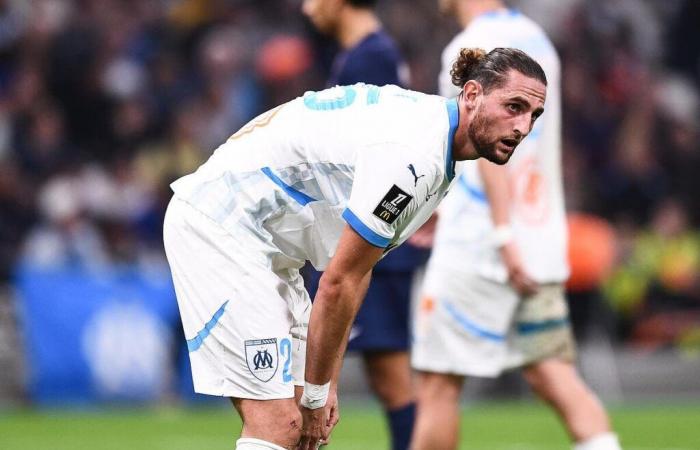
left=164, top=198, right=306, bottom=400
left=505, top=283, right=577, bottom=369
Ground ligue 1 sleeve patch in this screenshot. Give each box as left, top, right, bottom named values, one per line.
left=373, top=185, right=413, bottom=224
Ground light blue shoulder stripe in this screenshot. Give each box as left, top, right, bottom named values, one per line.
left=261, top=167, right=317, bottom=206
left=342, top=208, right=391, bottom=248
left=187, top=300, right=229, bottom=352
left=445, top=98, right=459, bottom=181
left=444, top=301, right=505, bottom=342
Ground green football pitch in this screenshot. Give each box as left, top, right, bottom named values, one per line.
left=1, top=400, right=699, bottom=450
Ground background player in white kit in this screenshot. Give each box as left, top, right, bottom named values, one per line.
left=410, top=2, right=621, bottom=450
left=163, top=48, right=548, bottom=450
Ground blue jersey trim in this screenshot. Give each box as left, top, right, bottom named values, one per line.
left=444, top=301, right=505, bottom=342
left=517, top=318, right=568, bottom=335
left=445, top=98, right=459, bottom=181
left=261, top=167, right=317, bottom=206
left=458, top=174, right=488, bottom=204
left=342, top=208, right=391, bottom=248
left=187, top=300, right=229, bottom=352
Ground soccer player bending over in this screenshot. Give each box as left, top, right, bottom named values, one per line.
left=302, top=0, right=425, bottom=448
left=163, top=47, right=546, bottom=450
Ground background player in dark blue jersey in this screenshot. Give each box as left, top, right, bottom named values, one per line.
left=302, top=0, right=426, bottom=448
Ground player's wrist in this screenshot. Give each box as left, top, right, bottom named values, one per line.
left=300, top=380, right=331, bottom=409
left=492, top=224, right=514, bottom=247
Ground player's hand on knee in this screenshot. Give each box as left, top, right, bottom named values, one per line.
left=297, top=405, right=326, bottom=450
left=320, top=388, right=340, bottom=445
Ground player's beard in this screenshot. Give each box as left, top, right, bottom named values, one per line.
left=468, top=111, right=515, bottom=165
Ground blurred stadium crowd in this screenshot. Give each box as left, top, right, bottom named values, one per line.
left=1, top=0, right=700, bottom=394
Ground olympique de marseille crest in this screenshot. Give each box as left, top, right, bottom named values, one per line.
left=245, top=338, right=278, bottom=382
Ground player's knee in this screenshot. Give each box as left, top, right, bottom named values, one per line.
left=523, top=359, right=576, bottom=400
left=240, top=403, right=302, bottom=448
left=367, top=370, right=406, bottom=405
left=523, top=364, right=552, bottom=396
left=417, top=372, right=463, bottom=402
left=272, top=407, right=303, bottom=445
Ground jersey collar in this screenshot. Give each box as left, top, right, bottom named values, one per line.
left=445, top=97, right=459, bottom=182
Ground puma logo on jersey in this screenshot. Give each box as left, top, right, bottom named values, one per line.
left=408, top=164, right=425, bottom=186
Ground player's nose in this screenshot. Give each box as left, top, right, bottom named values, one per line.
left=514, top=116, right=530, bottom=136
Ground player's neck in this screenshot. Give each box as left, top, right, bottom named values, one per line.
left=336, top=8, right=381, bottom=49
left=452, top=94, right=480, bottom=161
left=457, top=0, right=507, bottom=28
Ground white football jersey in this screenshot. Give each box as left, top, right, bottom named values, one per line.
left=432, top=9, right=569, bottom=283
left=171, top=83, right=460, bottom=271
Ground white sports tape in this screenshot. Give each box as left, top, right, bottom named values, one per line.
left=300, top=381, right=331, bottom=410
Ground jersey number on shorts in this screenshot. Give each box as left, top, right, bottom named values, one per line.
left=280, top=338, right=292, bottom=383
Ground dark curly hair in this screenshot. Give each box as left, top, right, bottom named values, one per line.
left=450, top=47, right=547, bottom=92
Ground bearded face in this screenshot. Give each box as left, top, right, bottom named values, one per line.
left=467, top=106, right=522, bottom=165
left=464, top=70, right=547, bottom=165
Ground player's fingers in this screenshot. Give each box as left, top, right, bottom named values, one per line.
left=297, top=425, right=321, bottom=450
left=295, top=435, right=308, bottom=450
left=298, top=436, right=320, bottom=450
left=328, top=408, right=340, bottom=427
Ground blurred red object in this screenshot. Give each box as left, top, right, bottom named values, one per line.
left=256, top=35, right=313, bottom=83
left=566, top=213, right=616, bottom=292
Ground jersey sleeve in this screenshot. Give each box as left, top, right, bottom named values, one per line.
left=344, top=144, right=438, bottom=248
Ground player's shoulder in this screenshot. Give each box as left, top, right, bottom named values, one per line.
left=381, top=86, right=445, bottom=116
left=373, top=87, right=448, bottom=139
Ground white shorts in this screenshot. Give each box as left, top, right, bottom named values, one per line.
left=412, top=264, right=575, bottom=378
left=163, top=197, right=309, bottom=399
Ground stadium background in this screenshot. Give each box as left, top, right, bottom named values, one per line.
left=0, top=0, right=699, bottom=448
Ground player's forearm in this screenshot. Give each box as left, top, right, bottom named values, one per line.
left=305, top=271, right=370, bottom=385
left=478, top=159, right=511, bottom=226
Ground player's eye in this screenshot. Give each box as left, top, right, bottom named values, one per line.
left=507, top=103, right=522, bottom=113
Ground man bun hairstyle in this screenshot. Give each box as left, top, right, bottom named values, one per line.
left=450, top=47, right=547, bottom=92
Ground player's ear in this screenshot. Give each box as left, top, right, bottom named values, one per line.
left=462, top=80, right=482, bottom=110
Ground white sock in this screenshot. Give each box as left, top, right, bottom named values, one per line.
left=574, top=432, right=622, bottom=450
left=236, top=437, right=287, bottom=450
